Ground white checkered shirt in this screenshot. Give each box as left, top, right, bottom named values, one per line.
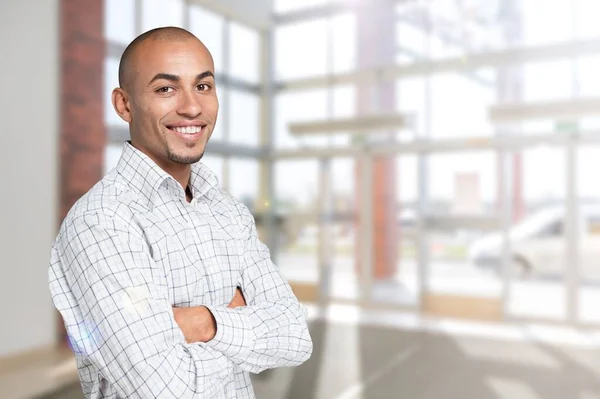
left=48, top=142, right=312, bottom=398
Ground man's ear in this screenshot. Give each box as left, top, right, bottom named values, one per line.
left=112, top=87, right=132, bottom=123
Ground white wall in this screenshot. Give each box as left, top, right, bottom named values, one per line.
left=0, top=0, right=59, bottom=357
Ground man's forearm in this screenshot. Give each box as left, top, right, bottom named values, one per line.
left=205, top=297, right=312, bottom=373
left=173, top=288, right=246, bottom=343
left=172, top=306, right=216, bottom=343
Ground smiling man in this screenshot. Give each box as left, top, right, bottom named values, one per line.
left=48, top=27, right=312, bottom=398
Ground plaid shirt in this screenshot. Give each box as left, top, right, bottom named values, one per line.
left=48, top=142, right=312, bottom=398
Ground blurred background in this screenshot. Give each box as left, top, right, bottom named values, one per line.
left=2, top=0, right=600, bottom=397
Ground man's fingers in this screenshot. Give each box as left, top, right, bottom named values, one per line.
left=228, top=288, right=246, bottom=308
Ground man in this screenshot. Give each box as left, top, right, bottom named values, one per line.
left=48, top=27, right=312, bottom=398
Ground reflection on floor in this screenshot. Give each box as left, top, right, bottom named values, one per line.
left=35, top=305, right=600, bottom=399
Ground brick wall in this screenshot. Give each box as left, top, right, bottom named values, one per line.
left=58, top=0, right=105, bottom=343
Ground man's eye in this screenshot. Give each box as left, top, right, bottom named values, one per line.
left=156, top=87, right=174, bottom=93
left=197, top=83, right=211, bottom=91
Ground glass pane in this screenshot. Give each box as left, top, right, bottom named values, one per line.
left=189, top=6, right=224, bottom=72
left=275, top=160, right=319, bottom=214
left=229, top=22, right=260, bottom=84
left=104, top=144, right=124, bottom=175
left=275, top=90, right=328, bottom=148
left=104, top=0, right=135, bottom=44
left=522, top=0, right=572, bottom=46
left=229, top=90, right=259, bottom=147
left=427, top=151, right=501, bottom=297
left=275, top=19, right=327, bottom=80
left=141, top=0, right=184, bottom=32
left=576, top=55, right=600, bottom=97
left=395, top=22, right=427, bottom=57
left=577, top=145, right=600, bottom=324
left=396, top=77, right=426, bottom=139
left=507, top=146, right=567, bottom=320
left=200, top=154, right=223, bottom=185
left=429, top=152, right=497, bottom=211
left=329, top=158, right=358, bottom=300
left=275, top=86, right=356, bottom=148
left=430, top=71, right=496, bottom=138
left=275, top=160, right=319, bottom=284
left=575, top=0, right=600, bottom=39
left=523, top=60, right=573, bottom=102
left=229, top=158, right=258, bottom=209
left=332, top=13, right=356, bottom=74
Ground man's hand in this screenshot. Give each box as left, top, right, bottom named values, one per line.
left=228, top=287, right=246, bottom=308
left=172, top=306, right=216, bottom=343
left=173, top=288, right=246, bottom=343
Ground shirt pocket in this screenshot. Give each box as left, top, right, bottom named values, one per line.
left=190, top=214, right=242, bottom=306
left=145, top=212, right=206, bottom=307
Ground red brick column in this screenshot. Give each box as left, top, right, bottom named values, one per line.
left=58, top=0, right=105, bottom=344
left=354, top=2, right=398, bottom=280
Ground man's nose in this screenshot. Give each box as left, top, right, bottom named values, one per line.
left=177, top=91, right=202, bottom=117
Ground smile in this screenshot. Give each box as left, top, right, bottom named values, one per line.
left=167, top=124, right=207, bottom=140
left=170, top=126, right=203, bottom=134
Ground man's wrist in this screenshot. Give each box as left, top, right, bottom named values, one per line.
left=199, top=305, right=217, bottom=342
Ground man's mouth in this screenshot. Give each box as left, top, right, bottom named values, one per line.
left=167, top=124, right=207, bottom=139
left=169, top=125, right=204, bottom=134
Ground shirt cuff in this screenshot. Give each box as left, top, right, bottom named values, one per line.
left=205, top=306, right=255, bottom=359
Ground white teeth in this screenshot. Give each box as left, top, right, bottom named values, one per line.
left=173, top=126, right=202, bottom=134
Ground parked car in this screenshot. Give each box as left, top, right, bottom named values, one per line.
left=468, top=205, right=600, bottom=276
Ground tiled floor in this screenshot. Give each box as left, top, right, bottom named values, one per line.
left=251, top=317, right=600, bottom=399
left=30, top=307, right=600, bottom=399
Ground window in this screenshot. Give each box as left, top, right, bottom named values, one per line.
left=141, top=0, right=184, bottom=32
left=229, top=159, right=259, bottom=209
left=104, top=144, right=124, bottom=175
left=275, top=86, right=356, bottom=148
left=104, top=0, right=135, bottom=44
left=430, top=71, right=495, bottom=138
left=201, top=155, right=224, bottom=184
left=575, top=0, right=600, bottom=39
left=576, top=55, right=600, bottom=97
left=228, top=22, right=260, bottom=84
left=275, top=161, right=319, bottom=213
left=189, top=6, right=224, bottom=72
left=522, top=0, right=572, bottom=46
left=275, top=19, right=327, bottom=80
left=331, top=13, right=356, bottom=74
left=428, top=151, right=496, bottom=210
left=523, top=61, right=573, bottom=102
left=228, top=90, right=260, bottom=146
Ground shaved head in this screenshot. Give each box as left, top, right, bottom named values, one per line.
left=118, top=27, right=210, bottom=92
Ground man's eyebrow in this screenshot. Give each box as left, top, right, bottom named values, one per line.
left=196, top=71, right=215, bottom=80
left=148, top=71, right=214, bottom=86
left=148, top=73, right=180, bottom=85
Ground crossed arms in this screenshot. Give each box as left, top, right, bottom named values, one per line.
left=48, top=205, right=312, bottom=398
left=172, top=288, right=246, bottom=343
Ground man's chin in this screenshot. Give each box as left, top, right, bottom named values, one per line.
left=167, top=149, right=204, bottom=165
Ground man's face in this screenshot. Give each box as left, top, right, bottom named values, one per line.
left=126, top=38, right=218, bottom=169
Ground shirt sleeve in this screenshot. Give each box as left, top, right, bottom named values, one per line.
left=48, top=211, right=233, bottom=398
left=205, top=201, right=313, bottom=374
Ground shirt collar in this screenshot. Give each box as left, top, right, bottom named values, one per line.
left=116, top=142, right=219, bottom=206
